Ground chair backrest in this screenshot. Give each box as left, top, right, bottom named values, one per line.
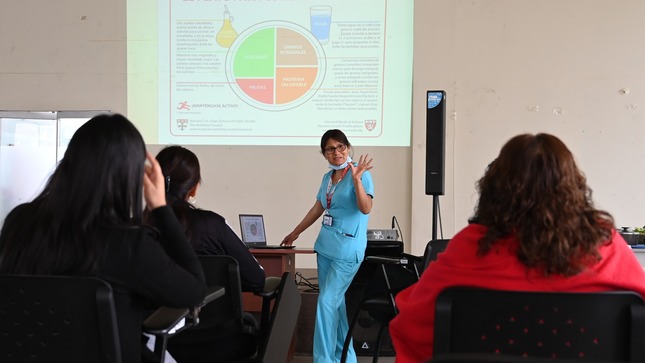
left=0, top=275, right=121, bottom=363
left=348, top=256, right=419, bottom=328
left=422, top=239, right=450, bottom=272
left=371, top=257, right=419, bottom=313
left=434, top=287, right=645, bottom=362
left=259, top=271, right=301, bottom=363
left=195, top=255, right=245, bottom=331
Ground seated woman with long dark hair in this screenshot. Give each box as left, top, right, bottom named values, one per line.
left=153, top=145, right=265, bottom=292
left=150, top=145, right=266, bottom=362
left=0, top=114, right=206, bottom=363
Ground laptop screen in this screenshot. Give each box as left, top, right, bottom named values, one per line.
left=238, top=214, right=267, bottom=247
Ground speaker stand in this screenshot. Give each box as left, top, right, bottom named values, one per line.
left=431, top=194, right=440, bottom=240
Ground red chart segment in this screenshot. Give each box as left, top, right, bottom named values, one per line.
left=236, top=79, right=275, bottom=105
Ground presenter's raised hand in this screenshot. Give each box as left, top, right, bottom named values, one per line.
left=350, top=154, right=373, bottom=181
left=143, top=151, right=167, bottom=210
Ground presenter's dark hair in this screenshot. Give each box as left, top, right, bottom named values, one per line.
left=0, top=113, right=146, bottom=274
left=320, top=129, right=351, bottom=153
left=472, top=133, right=614, bottom=277
left=154, top=145, right=201, bottom=244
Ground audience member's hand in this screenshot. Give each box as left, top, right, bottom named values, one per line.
left=143, top=152, right=167, bottom=210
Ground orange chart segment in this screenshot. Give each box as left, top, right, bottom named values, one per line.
left=276, top=67, right=318, bottom=104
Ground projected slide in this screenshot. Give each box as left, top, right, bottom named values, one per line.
left=129, top=0, right=413, bottom=146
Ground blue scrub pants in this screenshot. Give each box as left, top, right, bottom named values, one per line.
left=314, top=253, right=361, bottom=363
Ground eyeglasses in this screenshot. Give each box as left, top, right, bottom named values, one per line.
left=324, top=144, right=347, bottom=155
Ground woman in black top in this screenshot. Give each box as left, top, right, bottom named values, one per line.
left=0, top=114, right=206, bottom=363
left=153, top=145, right=266, bottom=362
left=154, top=145, right=265, bottom=292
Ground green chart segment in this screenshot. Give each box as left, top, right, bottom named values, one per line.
left=233, top=28, right=276, bottom=77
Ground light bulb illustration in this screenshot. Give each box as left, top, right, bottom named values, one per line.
left=216, top=5, right=238, bottom=48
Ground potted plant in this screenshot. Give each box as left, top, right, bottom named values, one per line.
left=634, top=226, right=645, bottom=245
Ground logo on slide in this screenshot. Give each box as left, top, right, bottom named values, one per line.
left=364, top=120, right=376, bottom=131
left=176, top=119, right=189, bottom=130
left=177, top=101, right=191, bottom=111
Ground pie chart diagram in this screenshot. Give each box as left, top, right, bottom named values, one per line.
left=225, top=21, right=327, bottom=111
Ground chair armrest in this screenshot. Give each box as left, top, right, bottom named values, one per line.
left=143, top=307, right=190, bottom=335
left=254, top=276, right=284, bottom=334
left=143, top=285, right=225, bottom=336
left=365, top=255, right=421, bottom=280
left=202, top=285, right=226, bottom=305
left=254, top=276, right=282, bottom=299
left=365, top=255, right=410, bottom=265
left=402, top=253, right=422, bottom=263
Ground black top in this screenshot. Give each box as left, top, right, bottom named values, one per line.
left=0, top=205, right=206, bottom=363
left=95, top=206, right=206, bottom=363
left=186, top=208, right=266, bottom=292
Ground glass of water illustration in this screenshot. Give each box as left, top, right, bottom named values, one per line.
left=310, top=6, right=332, bottom=44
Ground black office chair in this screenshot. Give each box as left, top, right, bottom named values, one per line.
left=0, top=274, right=217, bottom=363
left=256, top=271, right=302, bottom=363
left=341, top=255, right=419, bottom=363
left=421, top=239, right=450, bottom=272
left=401, top=238, right=450, bottom=278
left=144, top=284, right=224, bottom=363
left=433, top=287, right=645, bottom=362
left=0, top=275, right=122, bottom=363
left=429, top=353, right=621, bottom=363
left=167, top=256, right=301, bottom=363
left=167, top=255, right=261, bottom=362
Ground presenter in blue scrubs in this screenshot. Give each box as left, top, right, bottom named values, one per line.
left=281, top=129, right=374, bottom=363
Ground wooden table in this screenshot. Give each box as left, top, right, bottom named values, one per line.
left=243, top=248, right=315, bottom=312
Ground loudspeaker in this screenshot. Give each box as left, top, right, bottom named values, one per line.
left=345, top=262, right=396, bottom=356
left=425, top=90, right=446, bottom=195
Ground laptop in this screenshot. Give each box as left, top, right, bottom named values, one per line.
left=238, top=214, right=295, bottom=249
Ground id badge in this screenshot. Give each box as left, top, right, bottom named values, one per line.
left=323, top=214, right=333, bottom=226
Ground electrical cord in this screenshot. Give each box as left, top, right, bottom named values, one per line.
left=294, top=271, right=319, bottom=292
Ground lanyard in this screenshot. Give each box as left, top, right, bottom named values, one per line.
left=326, top=166, right=350, bottom=209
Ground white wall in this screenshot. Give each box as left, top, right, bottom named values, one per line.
left=3, top=0, right=645, bottom=267
left=410, top=0, right=645, bottom=256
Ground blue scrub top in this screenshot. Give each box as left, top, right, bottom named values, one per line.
left=314, top=167, right=374, bottom=262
